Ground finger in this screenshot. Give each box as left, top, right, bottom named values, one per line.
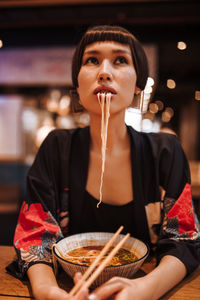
left=47, top=287, right=74, bottom=300
left=74, top=272, right=83, bottom=284
left=76, top=287, right=89, bottom=300
left=89, top=280, right=125, bottom=300
left=113, top=288, right=132, bottom=300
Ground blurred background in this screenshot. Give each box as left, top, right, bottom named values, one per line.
left=0, top=0, right=199, bottom=245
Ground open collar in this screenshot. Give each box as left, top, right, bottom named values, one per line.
left=69, top=125, right=150, bottom=244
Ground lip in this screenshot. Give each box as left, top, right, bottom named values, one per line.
left=94, top=86, right=117, bottom=95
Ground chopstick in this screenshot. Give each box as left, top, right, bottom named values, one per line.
left=69, top=226, right=130, bottom=297
left=69, top=226, right=124, bottom=296
left=78, top=233, right=130, bottom=294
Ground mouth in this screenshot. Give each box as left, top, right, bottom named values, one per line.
left=94, top=86, right=117, bottom=95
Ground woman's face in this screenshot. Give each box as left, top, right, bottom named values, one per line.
left=77, top=41, right=138, bottom=116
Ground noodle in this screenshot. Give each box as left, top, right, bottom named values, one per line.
left=97, top=92, right=111, bottom=207
left=65, top=245, right=138, bottom=266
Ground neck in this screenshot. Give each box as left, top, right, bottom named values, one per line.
left=89, top=111, right=129, bottom=155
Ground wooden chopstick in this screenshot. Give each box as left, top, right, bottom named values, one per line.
left=77, top=233, right=130, bottom=294
left=69, top=226, right=124, bottom=296
left=70, top=228, right=130, bottom=297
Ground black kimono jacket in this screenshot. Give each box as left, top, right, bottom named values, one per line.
left=12, top=126, right=200, bottom=277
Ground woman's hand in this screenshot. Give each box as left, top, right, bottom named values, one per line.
left=89, top=277, right=153, bottom=300
left=33, top=284, right=88, bottom=300
left=89, top=256, right=187, bottom=300
left=27, top=264, right=89, bottom=300
left=33, top=272, right=88, bottom=300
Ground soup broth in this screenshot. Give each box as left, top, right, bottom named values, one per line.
left=65, top=245, right=138, bottom=266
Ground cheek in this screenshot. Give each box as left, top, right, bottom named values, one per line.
left=77, top=71, right=85, bottom=98
left=77, top=69, right=91, bottom=93
left=121, top=69, right=137, bottom=95
left=126, top=69, right=137, bottom=86
left=77, top=70, right=84, bottom=88
left=118, top=70, right=136, bottom=107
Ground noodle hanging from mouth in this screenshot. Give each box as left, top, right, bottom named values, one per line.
left=97, top=92, right=111, bottom=208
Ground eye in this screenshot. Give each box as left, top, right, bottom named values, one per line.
left=114, top=56, right=128, bottom=65
left=84, top=57, right=99, bottom=65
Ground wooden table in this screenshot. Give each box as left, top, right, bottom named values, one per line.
left=0, top=246, right=200, bottom=299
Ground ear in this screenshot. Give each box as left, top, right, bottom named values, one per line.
left=135, top=86, right=141, bottom=95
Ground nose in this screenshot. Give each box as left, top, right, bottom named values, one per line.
left=98, top=60, right=113, bottom=82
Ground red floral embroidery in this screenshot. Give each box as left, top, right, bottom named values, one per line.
left=167, top=183, right=196, bottom=237
left=14, top=201, right=60, bottom=252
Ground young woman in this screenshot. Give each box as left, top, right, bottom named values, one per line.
left=12, top=25, right=200, bottom=300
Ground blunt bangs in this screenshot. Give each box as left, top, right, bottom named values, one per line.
left=72, top=25, right=149, bottom=91
left=83, top=29, right=133, bottom=45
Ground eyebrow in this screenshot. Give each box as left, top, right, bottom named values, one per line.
left=83, top=49, right=131, bottom=56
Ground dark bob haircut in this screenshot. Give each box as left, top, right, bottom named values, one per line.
left=71, top=25, right=149, bottom=91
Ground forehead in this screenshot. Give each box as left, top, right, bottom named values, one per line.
left=83, top=41, right=132, bottom=55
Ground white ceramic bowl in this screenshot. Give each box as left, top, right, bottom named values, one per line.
left=53, top=232, right=149, bottom=287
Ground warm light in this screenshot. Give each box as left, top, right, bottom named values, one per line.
left=46, top=98, right=59, bottom=112
left=149, top=103, right=159, bottom=114
left=195, top=91, right=200, bottom=101
left=43, top=117, right=54, bottom=127
left=125, top=108, right=142, bottom=132
left=177, top=41, right=187, bottom=50
left=22, top=108, right=39, bottom=132
left=46, top=89, right=61, bottom=113
left=160, top=127, right=176, bottom=135
left=146, top=77, right=155, bottom=87
left=142, top=119, right=153, bottom=132
left=162, top=111, right=171, bottom=123
left=35, top=124, right=55, bottom=148
left=144, top=86, right=153, bottom=94
left=155, top=100, right=164, bottom=111
left=141, top=119, right=160, bottom=133
left=35, top=117, right=55, bottom=147
left=74, top=112, right=90, bottom=128
left=0, top=40, right=3, bottom=48
left=56, top=115, right=76, bottom=129
left=167, top=79, right=176, bottom=89
left=142, top=96, right=150, bottom=112
left=141, top=77, right=155, bottom=114
left=165, top=107, right=174, bottom=117
left=58, top=95, right=71, bottom=115
left=50, top=89, right=61, bottom=100
left=143, top=111, right=155, bottom=121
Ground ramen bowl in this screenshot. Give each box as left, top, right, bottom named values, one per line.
left=53, top=232, right=149, bottom=287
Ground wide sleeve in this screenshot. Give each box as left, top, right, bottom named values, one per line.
left=12, top=130, right=70, bottom=277
left=155, top=133, right=200, bottom=274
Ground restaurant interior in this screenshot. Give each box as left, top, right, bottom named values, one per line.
left=0, top=0, right=200, bottom=246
